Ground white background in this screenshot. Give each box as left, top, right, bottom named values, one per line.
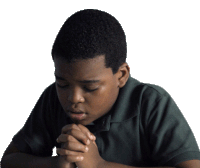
left=0, top=1, right=200, bottom=159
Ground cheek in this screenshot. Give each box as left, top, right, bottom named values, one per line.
left=56, top=84, right=119, bottom=115
left=87, top=85, right=119, bottom=112
left=56, top=88, right=69, bottom=108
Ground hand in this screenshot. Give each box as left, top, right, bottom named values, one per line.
left=57, top=124, right=104, bottom=168
left=56, top=156, right=77, bottom=168
left=56, top=124, right=96, bottom=164
left=75, top=139, right=105, bottom=168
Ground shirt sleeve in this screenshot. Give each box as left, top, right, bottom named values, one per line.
left=12, top=83, right=59, bottom=157
left=141, top=85, right=200, bottom=166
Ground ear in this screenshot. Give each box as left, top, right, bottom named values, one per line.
left=116, top=63, right=130, bottom=88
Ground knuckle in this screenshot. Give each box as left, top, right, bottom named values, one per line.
left=65, top=129, right=72, bottom=136
left=67, top=129, right=74, bottom=135
left=79, top=144, right=86, bottom=151
left=57, top=148, right=66, bottom=156
left=65, top=155, right=83, bottom=162
left=61, top=141, right=70, bottom=149
left=61, top=124, right=77, bottom=133
left=77, top=124, right=82, bottom=128
left=64, top=150, right=70, bottom=155
left=69, top=129, right=79, bottom=137
left=57, top=134, right=66, bottom=143
left=82, top=134, right=88, bottom=142
left=66, top=134, right=74, bottom=141
left=61, top=125, right=68, bottom=133
left=77, top=124, right=91, bottom=138
left=71, top=123, right=78, bottom=129
left=78, top=124, right=89, bottom=132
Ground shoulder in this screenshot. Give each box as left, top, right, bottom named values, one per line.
left=42, top=82, right=57, bottom=96
left=142, top=83, right=168, bottom=97
left=124, top=77, right=170, bottom=103
left=140, top=82, right=170, bottom=104
left=111, top=77, right=172, bottom=122
left=132, top=79, right=177, bottom=117
left=31, top=82, right=62, bottom=119
left=124, top=77, right=177, bottom=119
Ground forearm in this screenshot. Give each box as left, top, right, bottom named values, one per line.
left=1, top=153, right=59, bottom=168
left=102, top=161, right=175, bottom=168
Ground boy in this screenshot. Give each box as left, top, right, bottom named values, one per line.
left=1, top=9, right=200, bottom=168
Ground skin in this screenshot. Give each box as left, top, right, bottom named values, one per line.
left=1, top=55, right=130, bottom=168
left=54, top=55, right=130, bottom=167
left=54, top=55, right=130, bottom=126
left=55, top=55, right=200, bottom=168
left=57, top=124, right=200, bottom=168
left=57, top=124, right=100, bottom=168
left=2, top=55, right=199, bottom=167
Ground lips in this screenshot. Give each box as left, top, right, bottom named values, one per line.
left=67, top=110, right=87, bottom=121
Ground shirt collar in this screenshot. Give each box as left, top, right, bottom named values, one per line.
left=65, top=77, right=140, bottom=132
left=110, top=76, right=140, bottom=123
left=86, top=77, right=141, bottom=133
left=86, top=114, right=111, bottom=133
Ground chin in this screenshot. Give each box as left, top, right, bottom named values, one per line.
left=73, top=119, right=93, bottom=126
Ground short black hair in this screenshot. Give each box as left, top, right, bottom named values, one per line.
left=52, top=9, right=127, bottom=74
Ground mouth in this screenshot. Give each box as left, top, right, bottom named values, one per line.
left=67, top=111, right=87, bottom=121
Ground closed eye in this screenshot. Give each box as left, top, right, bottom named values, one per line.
left=56, top=83, right=69, bottom=88
left=84, top=87, right=99, bottom=92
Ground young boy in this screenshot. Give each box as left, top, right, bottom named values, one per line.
left=1, top=9, right=200, bottom=168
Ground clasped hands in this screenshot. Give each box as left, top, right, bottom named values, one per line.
left=56, top=124, right=105, bottom=168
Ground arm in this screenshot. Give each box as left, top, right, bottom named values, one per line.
left=57, top=124, right=200, bottom=168
left=1, top=141, right=76, bottom=168
left=1, top=124, right=96, bottom=168
left=60, top=140, right=200, bottom=168
left=98, top=160, right=200, bottom=168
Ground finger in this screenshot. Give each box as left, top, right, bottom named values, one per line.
left=77, top=124, right=96, bottom=141
left=62, top=141, right=89, bottom=153
left=66, top=129, right=90, bottom=145
left=60, top=155, right=84, bottom=163
left=61, top=124, right=81, bottom=134
left=58, top=127, right=90, bottom=146
left=57, top=148, right=83, bottom=156
left=57, top=134, right=77, bottom=143
left=92, top=140, right=97, bottom=148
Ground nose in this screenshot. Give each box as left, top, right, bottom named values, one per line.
left=67, top=87, right=85, bottom=104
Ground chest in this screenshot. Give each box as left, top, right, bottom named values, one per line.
left=94, top=119, right=152, bottom=166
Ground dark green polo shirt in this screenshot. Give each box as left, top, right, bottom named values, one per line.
left=13, top=77, right=200, bottom=167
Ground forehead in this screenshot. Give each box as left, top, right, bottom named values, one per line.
left=54, top=55, right=113, bottom=80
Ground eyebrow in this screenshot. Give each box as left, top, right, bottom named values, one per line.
left=55, top=74, right=65, bottom=80
left=54, top=74, right=100, bottom=83
left=79, top=80, right=100, bottom=84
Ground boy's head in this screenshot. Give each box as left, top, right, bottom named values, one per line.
left=53, top=9, right=130, bottom=125
left=52, top=9, right=127, bottom=74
